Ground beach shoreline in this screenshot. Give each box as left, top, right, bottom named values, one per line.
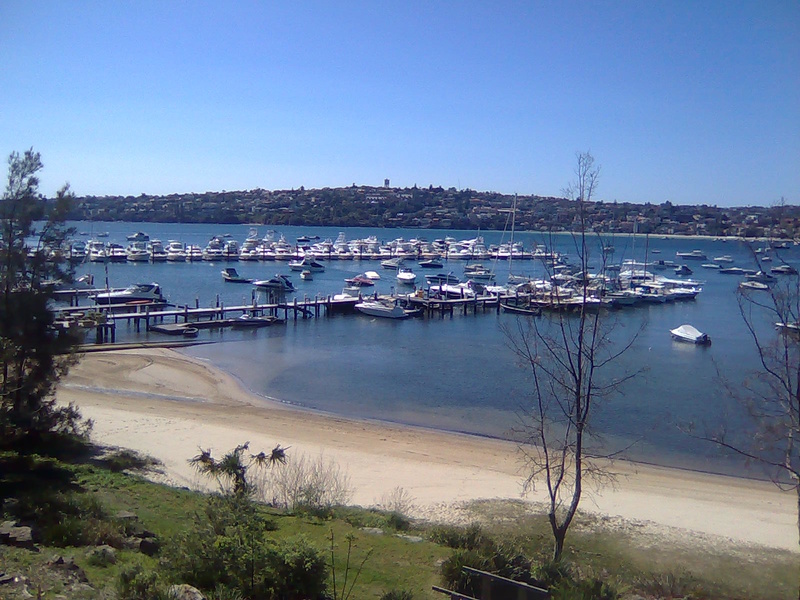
left=56, top=347, right=798, bottom=553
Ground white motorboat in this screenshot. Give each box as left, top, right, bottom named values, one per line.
left=771, top=264, right=798, bottom=275
left=165, top=240, right=187, bottom=262
left=125, top=241, right=150, bottom=262
left=288, top=256, right=326, bottom=272
left=429, top=282, right=476, bottom=299
left=418, top=259, right=444, bottom=269
left=126, top=231, right=149, bottom=242
left=202, top=237, right=225, bottom=261
left=148, top=240, right=168, bottom=262
left=253, top=274, right=295, bottom=292
left=333, top=286, right=362, bottom=301
left=739, top=280, right=769, bottom=292
left=300, top=269, right=313, bottom=280
left=381, top=256, right=405, bottom=270
left=745, top=270, right=776, bottom=283
left=425, top=272, right=461, bottom=286
left=355, top=301, right=409, bottom=319
left=670, top=324, right=711, bottom=345
left=94, top=283, right=166, bottom=305
left=185, top=244, right=204, bottom=261
left=231, top=314, right=280, bottom=328
left=676, top=250, right=707, bottom=260
left=87, top=240, right=108, bottom=262
left=464, top=268, right=495, bottom=281
left=364, top=271, right=381, bottom=280
left=396, top=267, right=417, bottom=285
left=106, top=243, right=128, bottom=262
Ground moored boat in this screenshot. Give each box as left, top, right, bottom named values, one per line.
left=676, top=250, right=707, bottom=260
left=771, top=264, right=798, bottom=275
left=289, top=256, right=326, bottom=272
left=221, top=267, right=253, bottom=283
left=670, top=324, right=711, bottom=345
left=381, top=256, right=405, bottom=270
left=231, top=314, right=281, bottom=328
left=674, top=265, right=693, bottom=276
left=253, top=274, right=295, bottom=292
left=739, top=280, right=769, bottom=292
left=94, top=283, right=166, bottom=305
left=425, top=272, right=460, bottom=286
left=396, top=267, right=417, bottom=285
left=418, top=259, right=443, bottom=268
left=500, top=301, right=542, bottom=316
left=345, top=273, right=374, bottom=286
left=354, top=300, right=410, bottom=319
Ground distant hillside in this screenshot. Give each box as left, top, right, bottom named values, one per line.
left=65, top=185, right=800, bottom=238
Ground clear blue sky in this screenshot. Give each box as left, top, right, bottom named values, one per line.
left=2, top=1, right=798, bottom=206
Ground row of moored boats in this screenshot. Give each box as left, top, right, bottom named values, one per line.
left=67, top=231, right=564, bottom=264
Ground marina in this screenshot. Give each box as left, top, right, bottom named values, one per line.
left=51, top=221, right=800, bottom=479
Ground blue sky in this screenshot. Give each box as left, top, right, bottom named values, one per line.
left=1, top=1, right=798, bottom=206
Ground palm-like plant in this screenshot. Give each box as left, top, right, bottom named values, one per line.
left=190, top=442, right=288, bottom=497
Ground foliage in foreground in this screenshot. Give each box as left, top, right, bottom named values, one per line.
left=164, top=494, right=327, bottom=599
left=0, top=149, right=88, bottom=453
left=1, top=451, right=796, bottom=600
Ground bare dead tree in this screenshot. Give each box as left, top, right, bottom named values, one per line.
left=504, top=152, right=641, bottom=561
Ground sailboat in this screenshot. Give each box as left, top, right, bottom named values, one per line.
left=506, top=194, right=528, bottom=285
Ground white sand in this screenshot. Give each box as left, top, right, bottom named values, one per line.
left=57, top=348, right=797, bottom=552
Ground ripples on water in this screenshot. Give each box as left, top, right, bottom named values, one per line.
left=68, top=222, right=794, bottom=477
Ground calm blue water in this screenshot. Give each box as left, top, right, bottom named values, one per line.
left=66, top=221, right=793, bottom=477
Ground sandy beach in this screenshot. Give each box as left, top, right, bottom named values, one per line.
left=56, top=348, right=797, bottom=553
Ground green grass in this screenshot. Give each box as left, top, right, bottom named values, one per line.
left=1, top=451, right=797, bottom=600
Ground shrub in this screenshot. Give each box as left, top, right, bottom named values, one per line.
left=117, top=563, right=168, bottom=600
left=440, top=549, right=486, bottom=597
left=164, top=497, right=273, bottom=593
left=633, top=570, right=705, bottom=599
left=273, top=535, right=328, bottom=599
left=429, top=522, right=489, bottom=551
left=532, top=559, right=574, bottom=588
left=165, top=495, right=327, bottom=599
left=375, top=486, right=415, bottom=515
left=386, top=511, right=411, bottom=532
left=439, top=534, right=535, bottom=597
left=41, top=516, right=86, bottom=546
left=549, top=577, right=618, bottom=600
left=259, top=452, right=353, bottom=512
left=336, top=506, right=387, bottom=529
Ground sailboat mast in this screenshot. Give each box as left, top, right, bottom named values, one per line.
left=509, top=194, right=517, bottom=281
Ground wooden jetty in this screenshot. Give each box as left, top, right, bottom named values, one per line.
left=52, top=283, right=556, bottom=347
left=404, top=292, right=500, bottom=317
left=55, top=295, right=363, bottom=335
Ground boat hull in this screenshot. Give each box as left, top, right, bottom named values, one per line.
left=355, top=302, right=409, bottom=319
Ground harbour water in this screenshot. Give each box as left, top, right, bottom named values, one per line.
left=64, top=221, right=794, bottom=478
